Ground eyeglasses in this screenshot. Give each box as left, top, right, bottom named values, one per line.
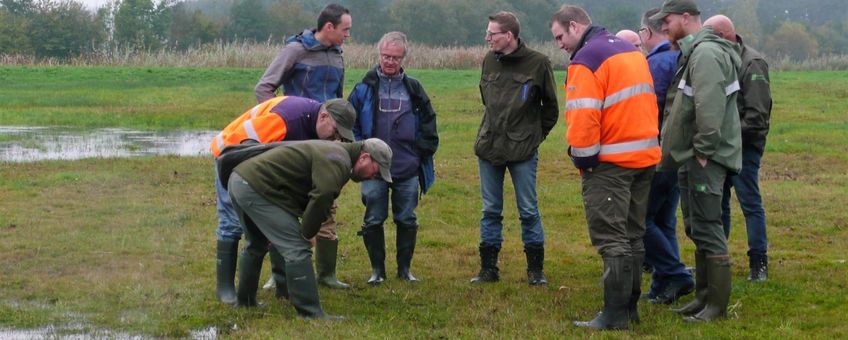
left=380, top=54, right=403, bottom=63
left=485, top=31, right=508, bottom=38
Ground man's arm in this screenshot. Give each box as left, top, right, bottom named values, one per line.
left=300, top=156, right=347, bottom=239
left=564, top=64, right=603, bottom=170
left=539, top=59, right=560, bottom=138
left=255, top=44, right=301, bottom=103
left=691, top=47, right=737, bottom=160
left=739, top=58, right=772, bottom=140
left=414, top=82, right=439, bottom=157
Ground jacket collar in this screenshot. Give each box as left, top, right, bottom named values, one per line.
left=647, top=40, right=672, bottom=58
left=570, top=25, right=606, bottom=60
left=494, top=39, right=529, bottom=62
left=286, top=29, right=343, bottom=53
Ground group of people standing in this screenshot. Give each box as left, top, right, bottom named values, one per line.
left=209, top=0, right=772, bottom=328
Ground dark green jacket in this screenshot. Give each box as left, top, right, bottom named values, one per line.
left=659, top=27, right=742, bottom=173
left=735, top=35, right=772, bottom=153
left=475, top=40, right=559, bottom=165
left=233, top=140, right=361, bottom=238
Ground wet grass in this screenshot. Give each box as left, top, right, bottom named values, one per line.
left=1, top=67, right=847, bottom=338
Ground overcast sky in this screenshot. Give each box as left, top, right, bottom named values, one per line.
left=78, top=0, right=112, bottom=10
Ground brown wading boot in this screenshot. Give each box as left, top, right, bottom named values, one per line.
left=359, top=226, right=386, bottom=285
left=315, top=238, right=350, bottom=289
left=470, top=243, right=500, bottom=283
left=574, top=256, right=633, bottom=330
left=684, top=255, right=731, bottom=323
left=216, top=239, right=238, bottom=305
left=396, top=223, right=419, bottom=282
left=673, top=251, right=708, bottom=316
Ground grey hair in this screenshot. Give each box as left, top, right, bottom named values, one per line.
left=642, top=8, right=663, bottom=32
left=377, top=31, right=409, bottom=57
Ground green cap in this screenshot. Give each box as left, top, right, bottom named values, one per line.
left=362, top=138, right=393, bottom=183
left=321, top=98, right=357, bottom=142
left=650, top=0, right=701, bottom=21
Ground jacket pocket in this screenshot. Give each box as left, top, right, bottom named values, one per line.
left=504, top=128, right=540, bottom=162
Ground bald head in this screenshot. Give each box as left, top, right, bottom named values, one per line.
left=704, top=15, right=737, bottom=43
left=616, top=29, right=642, bottom=49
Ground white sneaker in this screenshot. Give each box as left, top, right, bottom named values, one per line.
left=262, top=277, right=276, bottom=290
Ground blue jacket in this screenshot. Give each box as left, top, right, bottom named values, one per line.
left=348, top=66, right=439, bottom=195
left=255, top=29, right=345, bottom=103
left=647, top=40, right=680, bottom=130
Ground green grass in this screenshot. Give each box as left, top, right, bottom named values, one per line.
left=1, top=67, right=847, bottom=338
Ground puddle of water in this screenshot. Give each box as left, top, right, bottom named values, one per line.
left=0, top=325, right=218, bottom=339
left=0, top=126, right=217, bottom=162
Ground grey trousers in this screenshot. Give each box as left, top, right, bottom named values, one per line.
left=678, top=158, right=730, bottom=256
left=581, top=162, right=655, bottom=257
left=228, top=173, right=312, bottom=263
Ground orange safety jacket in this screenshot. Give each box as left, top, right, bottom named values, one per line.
left=564, top=28, right=660, bottom=170
left=210, top=96, right=321, bottom=157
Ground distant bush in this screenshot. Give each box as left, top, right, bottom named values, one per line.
left=1, top=41, right=846, bottom=71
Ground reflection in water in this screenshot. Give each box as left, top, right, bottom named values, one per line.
left=0, top=126, right=217, bottom=162
left=0, top=325, right=217, bottom=339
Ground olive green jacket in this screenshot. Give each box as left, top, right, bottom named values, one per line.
left=475, top=40, right=559, bottom=165
left=735, top=35, right=772, bottom=153
left=659, top=27, right=742, bottom=173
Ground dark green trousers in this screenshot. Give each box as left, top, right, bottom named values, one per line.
left=678, top=158, right=730, bottom=255
left=581, top=163, right=655, bottom=257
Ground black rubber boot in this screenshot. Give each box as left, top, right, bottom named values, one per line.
left=748, top=254, right=768, bottom=282
left=673, top=251, right=708, bottom=316
left=524, top=244, right=547, bottom=286
left=684, top=255, right=731, bottom=322
left=216, top=239, right=239, bottom=305
left=470, top=243, right=500, bottom=283
left=359, top=226, right=386, bottom=285
left=235, top=244, right=265, bottom=307
left=396, top=223, right=419, bottom=282
left=629, top=254, right=644, bottom=324
left=574, top=256, right=633, bottom=330
left=285, top=259, right=344, bottom=320
left=268, top=246, right=288, bottom=299
left=315, top=238, right=350, bottom=289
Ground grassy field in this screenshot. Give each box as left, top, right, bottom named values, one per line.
left=1, top=66, right=847, bottom=339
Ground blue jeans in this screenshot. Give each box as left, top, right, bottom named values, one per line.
left=644, top=170, right=692, bottom=293
left=360, top=176, right=419, bottom=228
left=721, top=145, right=768, bottom=257
left=478, top=154, right=544, bottom=247
left=215, top=165, right=242, bottom=241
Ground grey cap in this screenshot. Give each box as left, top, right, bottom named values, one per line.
left=362, top=138, right=393, bottom=183
left=321, top=98, right=357, bottom=142
left=650, top=0, right=701, bottom=21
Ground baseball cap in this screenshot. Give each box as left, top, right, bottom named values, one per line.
left=321, top=98, right=357, bottom=142
left=650, top=0, right=701, bottom=21
left=362, top=138, right=393, bottom=183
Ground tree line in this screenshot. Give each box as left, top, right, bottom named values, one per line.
left=1, top=0, right=845, bottom=62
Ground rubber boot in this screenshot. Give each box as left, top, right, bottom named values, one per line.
left=359, top=226, right=386, bottom=285
left=396, top=223, right=419, bottom=282
left=574, top=256, right=633, bottom=330
left=470, top=243, right=500, bottom=283
left=629, top=254, right=644, bottom=324
left=235, top=245, right=265, bottom=307
left=684, top=255, right=731, bottom=322
left=673, top=251, right=708, bottom=316
left=524, top=244, right=547, bottom=286
left=285, top=259, right=343, bottom=320
left=315, top=238, right=350, bottom=289
left=216, top=239, right=239, bottom=305
left=268, top=246, right=288, bottom=299
left=748, top=254, right=768, bottom=282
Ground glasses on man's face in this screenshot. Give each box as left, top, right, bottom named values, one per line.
left=485, top=31, right=508, bottom=38
left=380, top=54, right=403, bottom=63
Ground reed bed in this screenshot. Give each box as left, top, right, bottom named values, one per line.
left=2, top=41, right=845, bottom=70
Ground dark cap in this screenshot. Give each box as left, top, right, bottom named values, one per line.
left=650, top=0, right=701, bottom=21
left=321, top=99, right=357, bottom=142
left=362, top=138, right=393, bottom=183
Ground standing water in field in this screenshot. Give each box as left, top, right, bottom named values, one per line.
left=0, top=126, right=218, bottom=162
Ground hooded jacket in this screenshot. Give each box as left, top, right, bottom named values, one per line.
left=735, top=34, right=772, bottom=153
left=254, top=29, right=345, bottom=103
left=348, top=66, right=439, bottom=194
left=659, top=27, right=742, bottom=173
left=475, top=40, right=559, bottom=165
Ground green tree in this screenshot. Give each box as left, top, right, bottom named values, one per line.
left=28, top=0, right=106, bottom=58
left=763, top=21, right=819, bottom=60
left=114, top=0, right=160, bottom=49
left=0, top=7, right=32, bottom=54
left=226, top=0, right=272, bottom=42
left=725, top=0, right=762, bottom=47
left=169, top=2, right=222, bottom=49
left=267, top=0, right=313, bottom=43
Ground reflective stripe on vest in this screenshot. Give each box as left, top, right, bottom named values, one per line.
left=566, top=98, right=604, bottom=111
left=678, top=79, right=741, bottom=97
left=604, top=83, right=654, bottom=108
left=250, top=104, right=260, bottom=118
left=215, top=133, right=225, bottom=154
left=242, top=120, right=261, bottom=142
left=571, top=138, right=659, bottom=157
left=571, top=143, right=601, bottom=157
